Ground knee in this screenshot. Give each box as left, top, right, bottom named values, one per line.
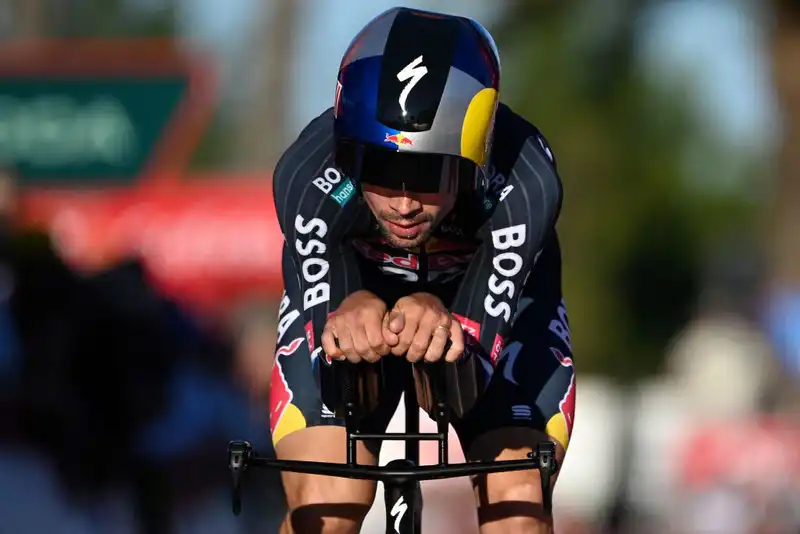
left=286, top=477, right=376, bottom=534
left=477, top=481, right=553, bottom=534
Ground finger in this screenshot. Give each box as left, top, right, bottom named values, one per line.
left=407, top=312, right=437, bottom=362
left=350, top=322, right=380, bottom=362
left=444, top=320, right=465, bottom=362
left=321, top=324, right=344, bottom=361
left=388, top=309, right=405, bottom=334
left=336, top=326, right=361, bottom=364
left=366, top=315, right=390, bottom=356
left=391, top=309, right=420, bottom=356
left=424, top=320, right=451, bottom=363
left=382, top=311, right=399, bottom=347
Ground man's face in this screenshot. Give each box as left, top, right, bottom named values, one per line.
left=362, top=185, right=455, bottom=249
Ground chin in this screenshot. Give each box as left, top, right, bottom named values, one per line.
left=380, top=225, right=431, bottom=249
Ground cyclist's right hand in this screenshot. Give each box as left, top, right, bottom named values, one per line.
left=321, top=290, right=395, bottom=363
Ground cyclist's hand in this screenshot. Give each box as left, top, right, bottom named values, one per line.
left=384, top=292, right=465, bottom=363
left=321, top=290, right=393, bottom=363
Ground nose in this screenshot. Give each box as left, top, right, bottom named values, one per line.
left=390, top=193, right=421, bottom=217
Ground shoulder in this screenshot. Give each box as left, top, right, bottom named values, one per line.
left=480, top=102, right=563, bottom=220
left=273, top=107, right=336, bottom=192
left=492, top=102, right=557, bottom=171
left=272, top=107, right=364, bottom=238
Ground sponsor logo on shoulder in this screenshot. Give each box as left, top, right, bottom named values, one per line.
left=312, top=167, right=355, bottom=206
left=331, top=178, right=355, bottom=206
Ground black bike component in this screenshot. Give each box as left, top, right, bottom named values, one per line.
left=227, top=440, right=252, bottom=516
left=530, top=441, right=559, bottom=514
left=227, top=359, right=560, bottom=531
left=383, top=459, right=422, bottom=534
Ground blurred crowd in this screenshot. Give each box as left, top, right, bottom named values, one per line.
left=0, top=168, right=285, bottom=534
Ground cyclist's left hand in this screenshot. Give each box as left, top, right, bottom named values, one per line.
left=384, top=292, right=464, bottom=363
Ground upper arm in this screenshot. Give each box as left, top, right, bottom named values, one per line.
left=449, top=120, right=563, bottom=360
left=271, top=109, right=366, bottom=347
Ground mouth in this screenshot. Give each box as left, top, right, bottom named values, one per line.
left=384, top=219, right=426, bottom=239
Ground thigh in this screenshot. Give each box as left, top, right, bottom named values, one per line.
left=453, top=236, right=575, bottom=453
left=451, top=239, right=575, bottom=531
left=271, top=246, right=405, bottom=452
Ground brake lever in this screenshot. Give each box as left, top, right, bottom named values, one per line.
left=228, top=440, right=253, bottom=516
left=529, top=441, right=558, bottom=515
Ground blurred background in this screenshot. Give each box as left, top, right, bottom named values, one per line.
left=0, top=0, right=798, bottom=533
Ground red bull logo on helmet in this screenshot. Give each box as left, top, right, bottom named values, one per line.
left=385, top=132, right=414, bottom=146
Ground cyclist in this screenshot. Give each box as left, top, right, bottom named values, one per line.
left=271, top=7, right=574, bottom=534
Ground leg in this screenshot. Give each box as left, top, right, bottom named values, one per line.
left=454, top=239, right=576, bottom=534
left=276, top=427, right=377, bottom=534
left=271, top=248, right=403, bottom=534
left=467, top=428, right=566, bottom=534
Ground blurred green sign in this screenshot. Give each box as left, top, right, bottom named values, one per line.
left=0, top=79, right=187, bottom=184
left=0, top=40, right=214, bottom=186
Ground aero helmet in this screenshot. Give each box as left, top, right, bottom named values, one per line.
left=334, top=7, right=501, bottom=194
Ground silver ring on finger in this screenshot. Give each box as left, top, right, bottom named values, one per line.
left=435, top=323, right=450, bottom=337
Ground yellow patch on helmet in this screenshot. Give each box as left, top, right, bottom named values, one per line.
left=460, top=88, right=498, bottom=168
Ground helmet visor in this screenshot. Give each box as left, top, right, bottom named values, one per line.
left=336, top=140, right=479, bottom=195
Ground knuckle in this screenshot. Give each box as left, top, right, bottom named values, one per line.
left=411, top=342, right=428, bottom=354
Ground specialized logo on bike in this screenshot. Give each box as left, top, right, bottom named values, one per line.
left=312, top=167, right=355, bottom=207
left=389, top=494, right=408, bottom=533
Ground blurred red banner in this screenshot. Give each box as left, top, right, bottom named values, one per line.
left=20, top=175, right=285, bottom=314
left=679, top=416, right=800, bottom=489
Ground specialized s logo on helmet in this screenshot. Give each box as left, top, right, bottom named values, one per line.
left=397, top=55, right=428, bottom=114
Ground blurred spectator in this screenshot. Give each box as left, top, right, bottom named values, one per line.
left=227, top=299, right=278, bottom=406
left=0, top=168, right=21, bottom=399
left=665, top=235, right=775, bottom=421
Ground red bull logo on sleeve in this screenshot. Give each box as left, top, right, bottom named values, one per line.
left=276, top=337, right=304, bottom=358
left=270, top=340, right=308, bottom=446
left=545, top=347, right=576, bottom=450
left=385, top=132, right=414, bottom=147
left=550, top=347, right=574, bottom=368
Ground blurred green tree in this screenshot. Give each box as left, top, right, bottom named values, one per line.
left=768, top=0, right=800, bottom=292
left=492, top=1, right=757, bottom=380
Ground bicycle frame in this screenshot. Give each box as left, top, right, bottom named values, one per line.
left=228, top=361, right=558, bottom=533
